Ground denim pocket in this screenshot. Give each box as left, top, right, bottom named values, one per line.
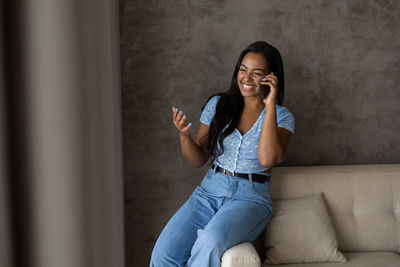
left=250, top=181, right=271, bottom=198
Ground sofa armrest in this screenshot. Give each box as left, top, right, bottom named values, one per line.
left=221, top=242, right=261, bottom=267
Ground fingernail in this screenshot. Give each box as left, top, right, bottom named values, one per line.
left=179, top=110, right=183, bottom=114
left=175, top=108, right=179, bottom=112
left=183, top=115, right=186, bottom=119
left=188, top=123, right=192, bottom=126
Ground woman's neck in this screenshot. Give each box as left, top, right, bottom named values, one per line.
left=243, top=97, right=265, bottom=111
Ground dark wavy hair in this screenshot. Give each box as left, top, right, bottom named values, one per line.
left=201, top=41, right=285, bottom=166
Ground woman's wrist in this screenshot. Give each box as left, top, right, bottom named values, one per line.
left=264, top=101, right=276, bottom=109
left=179, top=132, right=191, bottom=140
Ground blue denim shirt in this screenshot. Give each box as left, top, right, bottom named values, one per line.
left=200, top=95, right=295, bottom=174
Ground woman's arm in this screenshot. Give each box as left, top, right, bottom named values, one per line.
left=172, top=107, right=210, bottom=168
left=180, top=123, right=210, bottom=168
left=257, top=73, right=292, bottom=167
left=258, top=104, right=292, bottom=167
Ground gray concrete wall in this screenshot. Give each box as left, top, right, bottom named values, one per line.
left=120, top=0, right=400, bottom=265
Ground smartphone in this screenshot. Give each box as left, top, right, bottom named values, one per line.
left=259, top=71, right=273, bottom=100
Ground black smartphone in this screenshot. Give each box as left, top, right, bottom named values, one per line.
left=259, top=71, right=273, bottom=100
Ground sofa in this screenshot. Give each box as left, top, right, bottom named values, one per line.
left=221, top=164, right=400, bottom=267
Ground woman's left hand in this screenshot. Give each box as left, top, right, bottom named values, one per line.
left=261, top=72, right=278, bottom=106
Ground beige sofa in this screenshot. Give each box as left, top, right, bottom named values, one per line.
left=221, top=164, right=400, bottom=267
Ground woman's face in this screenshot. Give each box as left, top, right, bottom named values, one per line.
left=237, top=52, right=269, bottom=99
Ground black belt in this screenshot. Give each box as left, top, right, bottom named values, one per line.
left=211, top=164, right=271, bottom=183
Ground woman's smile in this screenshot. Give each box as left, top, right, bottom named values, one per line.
left=241, top=83, right=257, bottom=91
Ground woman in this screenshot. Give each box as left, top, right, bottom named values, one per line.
left=150, top=41, right=295, bottom=267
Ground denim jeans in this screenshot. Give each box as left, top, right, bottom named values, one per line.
left=150, top=166, right=273, bottom=267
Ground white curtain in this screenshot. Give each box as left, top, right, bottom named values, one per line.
left=0, top=1, right=125, bottom=267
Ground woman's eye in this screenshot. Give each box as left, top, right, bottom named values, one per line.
left=251, top=73, right=262, bottom=77
left=239, top=69, right=246, bottom=72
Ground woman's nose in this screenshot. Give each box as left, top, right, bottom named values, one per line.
left=244, top=73, right=252, bottom=81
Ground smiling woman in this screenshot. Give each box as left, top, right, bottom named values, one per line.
left=151, top=41, right=295, bottom=267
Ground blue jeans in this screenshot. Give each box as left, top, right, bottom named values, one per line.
left=150, top=167, right=273, bottom=267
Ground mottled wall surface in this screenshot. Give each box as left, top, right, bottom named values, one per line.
left=120, top=0, right=400, bottom=265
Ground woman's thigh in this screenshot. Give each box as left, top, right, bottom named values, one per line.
left=197, top=198, right=273, bottom=249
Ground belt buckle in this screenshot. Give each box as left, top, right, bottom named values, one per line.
left=223, top=169, right=233, bottom=176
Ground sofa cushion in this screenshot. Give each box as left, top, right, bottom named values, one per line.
left=262, top=252, right=400, bottom=267
left=263, top=192, right=347, bottom=264
left=269, top=164, right=400, bottom=253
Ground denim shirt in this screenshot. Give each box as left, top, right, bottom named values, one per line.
left=200, top=95, right=295, bottom=174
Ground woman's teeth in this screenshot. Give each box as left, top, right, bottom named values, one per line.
left=242, top=84, right=256, bottom=90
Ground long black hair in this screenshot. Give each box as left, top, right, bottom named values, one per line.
left=201, top=41, right=285, bottom=166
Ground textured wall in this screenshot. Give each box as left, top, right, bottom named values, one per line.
left=120, top=0, right=400, bottom=265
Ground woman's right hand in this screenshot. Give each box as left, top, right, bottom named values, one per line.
left=172, top=106, right=192, bottom=136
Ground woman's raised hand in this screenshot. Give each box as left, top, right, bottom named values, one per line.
left=172, top=106, right=192, bottom=136
left=261, top=71, right=278, bottom=106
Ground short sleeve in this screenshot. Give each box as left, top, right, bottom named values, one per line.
left=277, top=106, right=295, bottom=134
left=200, top=95, right=220, bottom=126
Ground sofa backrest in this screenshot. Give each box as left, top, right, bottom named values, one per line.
left=270, top=164, right=400, bottom=253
